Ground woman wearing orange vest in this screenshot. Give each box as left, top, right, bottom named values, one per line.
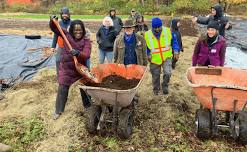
left=145, top=17, right=180, bottom=95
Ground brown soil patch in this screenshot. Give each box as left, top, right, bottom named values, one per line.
left=87, top=75, right=139, bottom=90
left=0, top=19, right=198, bottom=37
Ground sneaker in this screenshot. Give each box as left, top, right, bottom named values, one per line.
left=53, top=113, right=60, bottom=120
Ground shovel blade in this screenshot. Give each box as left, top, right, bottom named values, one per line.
left=75, top=63, right=99, bottom=83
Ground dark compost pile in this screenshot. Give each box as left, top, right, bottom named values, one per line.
left=87, top=75, right=140, bottom=90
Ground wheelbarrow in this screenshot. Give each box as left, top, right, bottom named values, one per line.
left=186, top=66, right=247, bottom=144
left=78, top=63, right=147, bottom=139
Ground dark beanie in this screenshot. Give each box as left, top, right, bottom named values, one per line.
left=207, top=21, right=219, bottom=30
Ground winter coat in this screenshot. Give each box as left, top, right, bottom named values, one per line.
left=96, top=26, right=118, bottom=51
left=109, top=13, right=123, bottom=34
left=170, top=19, right=183, bottom=52
left=113, top=33, right=147, bottom=66
left=50, top=20, right=91, bottom=86
left=192, top=34, right=227, bottom=66
left=196, top=4, right=231, bottom=37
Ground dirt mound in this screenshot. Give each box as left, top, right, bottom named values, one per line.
left=87, top=75, right=140, bottom=90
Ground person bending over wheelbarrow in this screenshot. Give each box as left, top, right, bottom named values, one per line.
left=50, top=15, right=92, bottom=120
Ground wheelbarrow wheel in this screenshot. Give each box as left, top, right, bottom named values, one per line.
left=117, top=109, right=134, bottom=139
left=85, top=105, right=102, bottom=134
left=195, top=109, right=212, bottom=139
left=236, top=111, right=247, bottom=144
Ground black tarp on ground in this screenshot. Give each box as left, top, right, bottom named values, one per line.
left=0, top=34, right=54, bottom=89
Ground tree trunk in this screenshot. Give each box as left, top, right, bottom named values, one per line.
left=155, top=0, right=159, bottom=8
left=139, top=0, right=144, bottom=6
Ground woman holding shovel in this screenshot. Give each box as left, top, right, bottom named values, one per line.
left=50, top=15, right=92, bottom=120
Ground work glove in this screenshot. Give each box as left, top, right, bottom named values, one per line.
left=50, top=15, right=58, bottom=20
left=71, top=49, right=80, bottom=57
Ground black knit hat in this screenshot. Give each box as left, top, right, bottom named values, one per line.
left=207, top=21, right=219, bottom=30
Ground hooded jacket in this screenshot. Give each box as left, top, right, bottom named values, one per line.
left=170, top=18, right=183, bottom=52
left=196, top=4, right=231, bottom=37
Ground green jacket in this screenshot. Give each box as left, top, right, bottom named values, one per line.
left=113, top=33, right=148, bottom=66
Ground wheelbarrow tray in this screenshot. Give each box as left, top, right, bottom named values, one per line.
left=186, top=67, right=247, bottom=112
left=78, top=64, right=147, bottom=107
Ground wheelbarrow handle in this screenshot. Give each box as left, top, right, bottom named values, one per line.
left=52, top=18, right=78, bottom=64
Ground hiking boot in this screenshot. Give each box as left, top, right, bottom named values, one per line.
left=153, top=90, right=160, bottom=95
left=53, top=112, right=61, bottom=120
left=163, top=89, right=169, bottom=95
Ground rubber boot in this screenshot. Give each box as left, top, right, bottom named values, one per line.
left=54, top=85, right=69, bottom=118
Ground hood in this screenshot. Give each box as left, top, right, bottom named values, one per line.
left=212, top=4, right=223, bottom=18
left=170, top=18, right=180, bottom=30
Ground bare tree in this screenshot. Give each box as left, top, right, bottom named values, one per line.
left=139, top=0, right=145, bottom=6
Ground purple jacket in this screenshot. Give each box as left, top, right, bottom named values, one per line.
left=50, top=20, right=91, bottom=86
left=192, top=35, right=226, bottom=66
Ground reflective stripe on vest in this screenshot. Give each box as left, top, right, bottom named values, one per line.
left=145, top=27, right=173, bottom=65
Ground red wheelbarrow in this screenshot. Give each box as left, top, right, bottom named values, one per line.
left=186, top=67, right=247, bottom=144
left=78, top=64, right=147, bottom=139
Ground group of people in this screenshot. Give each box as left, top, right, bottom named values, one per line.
left=50, top=4, right=231, bottom=119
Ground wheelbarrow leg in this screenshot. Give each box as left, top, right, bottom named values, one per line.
left=97, top=105, right=107, bottom=131
left=211, top=98, right=218, bottom=136
left=112, top=105, right=119, bottom=135
left=230, top=100, right=238, bottom=139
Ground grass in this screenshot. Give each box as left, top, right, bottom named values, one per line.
left=0, top=13, right=154, bottom=20
left=0, top=117, right=45, bottom=151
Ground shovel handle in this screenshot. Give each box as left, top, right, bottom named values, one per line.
left=52, top=18, right=78, bottom=64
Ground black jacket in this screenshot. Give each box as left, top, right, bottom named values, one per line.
left=96, top=26, right=118, bottom=51
left=109, top=12, right=123, bottom=34
left=170, top=18, right=183, bottom=52
left=197, top=4, right=231, bottom=37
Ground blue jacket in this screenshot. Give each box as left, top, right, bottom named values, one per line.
left=146, top=28, right=180, bottom=56
left=51, top=19, right=71, bottom=48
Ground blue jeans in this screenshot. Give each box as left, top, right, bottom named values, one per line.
left=86, top=58, right=90, bottom=70
left=99, top=49, right=113, bottom=64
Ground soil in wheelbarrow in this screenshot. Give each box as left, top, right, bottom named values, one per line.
left=86, top=75, right=140, bottom=90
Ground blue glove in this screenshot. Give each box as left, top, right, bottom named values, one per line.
left=71, top=49, right=80, bottom=57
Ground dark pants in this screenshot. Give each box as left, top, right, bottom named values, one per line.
left=150, top=58, right=172, bottom=93
left=172, top=57, right=178, bottom=69
left=55, top=84, right=91, bottom=114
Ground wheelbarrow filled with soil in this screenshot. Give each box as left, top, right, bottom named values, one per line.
left=78, top=63, right=147, bottom=139
left=186, top=66, right=247, bottom=144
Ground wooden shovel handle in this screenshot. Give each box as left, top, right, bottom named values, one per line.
left=52, top=18, right=78, bottom=64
